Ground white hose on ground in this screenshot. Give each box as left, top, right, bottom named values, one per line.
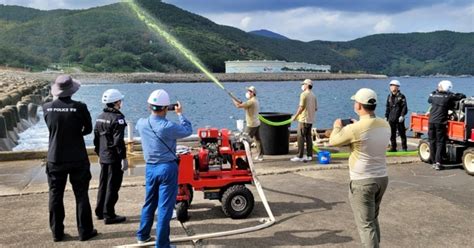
left=117, top=140, right=276, bottom=247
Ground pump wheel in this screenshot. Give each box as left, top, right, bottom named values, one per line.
left=418, top=139, right=431, bottom=164
left=462, top=148, right=474, bottom=176
left=176, top=201, right=189, bottom=222
left=221, top=185, right=254, bottom=219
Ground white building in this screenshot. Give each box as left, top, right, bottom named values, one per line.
left=225, top=60, right=331, bottom=73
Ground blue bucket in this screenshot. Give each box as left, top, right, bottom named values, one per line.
left=317, top=151, right=331, bottom=164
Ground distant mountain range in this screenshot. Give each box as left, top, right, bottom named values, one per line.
left=0, top=0, right=473, bottom=75
left=249, top=29, right=289, bottom=40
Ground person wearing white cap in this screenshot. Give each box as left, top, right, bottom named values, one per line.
left=329, top=88, right=390, bottom=248
left=385, top=80, right=408, bottom=152
left=135, top=89, right=192, bottom=247
left=43, top=75, right=97, bottom=241
left=291, top=79, right=318, bottom=162
left=93, top=89, right=127, bottom=225
left=232, top=85, right=263, bottom=161
left=428, top=80, right=465, bottom=170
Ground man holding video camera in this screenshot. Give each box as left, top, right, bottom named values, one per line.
left=329, top=88, right=390, bottom=248
left=135, top=89, right=192, bottom=247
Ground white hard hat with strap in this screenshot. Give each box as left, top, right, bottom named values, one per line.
left=147, top=89, right=170, bottom=106
left=102, top=89, right=124, bottom=104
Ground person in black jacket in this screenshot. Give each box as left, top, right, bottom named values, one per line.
left=43, top=75, right=97, bottom=242
left=94, top=89, right=128, bottom=224
left=428, top=80, right=464, bottom=170
left=385, top=80, right=408, bottom=152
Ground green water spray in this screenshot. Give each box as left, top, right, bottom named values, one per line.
left=124, top=0, right=291, bottom=125
left=124, top=0, right=224, bottom=89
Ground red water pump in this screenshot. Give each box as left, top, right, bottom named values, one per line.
left=175, top=127, right=254, bottom=222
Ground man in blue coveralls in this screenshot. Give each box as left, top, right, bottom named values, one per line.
left=136, top=89, right=192, bottom=247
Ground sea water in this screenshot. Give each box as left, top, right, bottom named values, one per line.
left=13, top=77, right=474, bottom=151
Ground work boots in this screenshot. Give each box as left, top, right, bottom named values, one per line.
left=104, top=215, right=126, bottom=225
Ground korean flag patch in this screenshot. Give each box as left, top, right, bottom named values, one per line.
left=118, top=119, right=125, bottom=125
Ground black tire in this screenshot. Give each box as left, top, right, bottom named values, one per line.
left=176, top=201, right=189, bottom=222
left=462, top=148, right=474, bottom=176
left=418, top=139, right=431, bottom=164
left=221, top=185, right=254, bottom=219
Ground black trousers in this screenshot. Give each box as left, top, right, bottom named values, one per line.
left=389, top=121, right=407, bottom=150
left=428, top=123, right=447, bottom=164
left=95, top=162, right=124, bottom=219
left=297, top=122, right=313, bottom=158
left=46, top=163, right=93, bottom=239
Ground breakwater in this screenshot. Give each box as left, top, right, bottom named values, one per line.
left=69, top=72, right=387, bottom=83
left=0, top=72, right=50, bottom=151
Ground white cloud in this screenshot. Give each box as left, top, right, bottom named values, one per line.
left=2, top=0, right=472, bottom=40
left=374, top=19, right=393, bottom=33
left=2, top=0, right=118, bottom=10
left=28, top=0, right=65, bottom=9
left=206, top=8, right=388, bottom=41
left=240, top=16, right=252, bottom=29
left=203, top=3, right=474, bottom=41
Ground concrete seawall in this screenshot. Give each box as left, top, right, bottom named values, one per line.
left=0, top=72, right=50, bottom=151
left=70, top=72, right=387, bottom=83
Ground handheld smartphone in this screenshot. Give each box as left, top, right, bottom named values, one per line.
left=341, top=119, right=354, bottom=126
left=168, top=103, right=178, bottom=111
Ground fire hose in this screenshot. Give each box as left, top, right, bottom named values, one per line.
left=117, top=140, right=275, bottom=247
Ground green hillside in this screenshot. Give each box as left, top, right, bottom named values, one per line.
left=0, top=0, right=472, bottom=75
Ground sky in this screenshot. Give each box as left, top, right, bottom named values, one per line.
left=1, top=0, right=473, bottom=41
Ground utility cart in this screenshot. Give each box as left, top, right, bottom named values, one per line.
left=411, top=100, right=474, bottom=175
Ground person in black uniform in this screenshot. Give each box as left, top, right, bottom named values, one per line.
left=385, top=80, right=408, bottom=152
left=428, top=80, right=464, bottom=170
left=94, top=89, right=128, bottom=224
left=43, top=75, right=97, bottom=242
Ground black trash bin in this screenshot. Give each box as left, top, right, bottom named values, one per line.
left=259, top=112, right=292, bottom=155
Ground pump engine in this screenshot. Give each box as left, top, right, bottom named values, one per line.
left=196, top=128, right=248, bottom=171
left=450, top=95, right=474, bottom=121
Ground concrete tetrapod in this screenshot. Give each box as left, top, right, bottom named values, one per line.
left=5, top=105, right=23, bottom=133
left=17, top=103, right=29, bottom=120
left=16, top=102, right=33, bottom=130
left=10, top=91, right=21, bottom=106
left=0, top=108, right=19, bottom=145
left=0, top=95, right=12, bottom=108
left=0, top=115, right=14, bottom=151
left=28, top=103, right=39, bottom=123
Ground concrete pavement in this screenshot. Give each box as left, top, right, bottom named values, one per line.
left=1, top=141, right=473, bottom=247
left=0, top=143, right=421, bottom=197
left=1, top=162, right=473, bottom=247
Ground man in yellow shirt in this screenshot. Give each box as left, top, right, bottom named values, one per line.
left=232, top=86, right=263, bottom=161
left=329, top=88, right=390, bottom=248
left=291, top=79, right=317, bottom=162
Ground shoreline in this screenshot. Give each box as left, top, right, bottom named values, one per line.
left=25, top=71, right=388, bottom=84
left=73, top=72, right=389, bottom=83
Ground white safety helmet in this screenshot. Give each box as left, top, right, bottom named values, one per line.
left=102, top=89, right=124, bottom=104
left=147, top=89, right=170, bottom=106
left=389, top=80, right=401, bottom=87
left=438, top=80, right=453, bottom=92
